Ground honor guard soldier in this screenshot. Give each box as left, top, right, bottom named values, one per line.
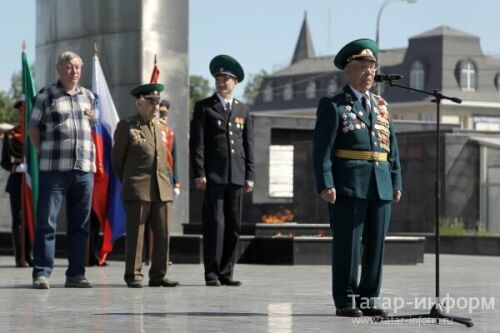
left=111, top=83, right=178, bottom=288
left=144, top=99, right=180, bottom=266
left=313, top=39, right=402, bottom=317
left=1, top=101, right=33, bottom=267
left=158, top=99, right=180, bottom=195
left=190, top=55, right=255, bottom=286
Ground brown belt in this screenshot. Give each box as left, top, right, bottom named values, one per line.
left=335, top=149, right=388, bottom=161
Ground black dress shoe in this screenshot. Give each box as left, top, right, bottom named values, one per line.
left=88, top=255, right=100, bottom=267
left=361, top=307, right=388, bottom=317
left=127, top=281, right=143, bottom=288
left=220, top=279, right=241, bottom=286
left=149, top=278, right=179, bottom=287
left=335, top=307, right=363, bottom=317
left=205, top=280, right=221, bottom=286
left=26, top=257, right=34, bottom=267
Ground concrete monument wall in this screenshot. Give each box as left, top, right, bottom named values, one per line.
left=35, top=0, right=189, bottom=233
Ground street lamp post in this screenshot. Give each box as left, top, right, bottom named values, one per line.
left=376, top=0, right=417, bottom=95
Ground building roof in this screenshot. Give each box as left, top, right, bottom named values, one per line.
left=254, top=23, right=500, bottom=111
left=291, top=12, right=316, bottom=65
left=269, top=48, right=406, bottom=78
left=269, top=25, right=484, bottom=79
left=411, top=25, right=478, bottom=39
left=270, top=56, right=334, bottom=77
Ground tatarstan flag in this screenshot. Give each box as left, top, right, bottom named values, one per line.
left=21, top=48, right=37, bottom=250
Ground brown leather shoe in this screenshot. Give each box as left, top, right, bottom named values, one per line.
left=148, top=278, right=179, bottom=287
left=336, top=307, right=363, bottom=317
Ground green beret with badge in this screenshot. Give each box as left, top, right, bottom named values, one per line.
left=334, top=38, right=378, bottom=70
left=209, top=55, right=245, bottom=82
left=130, top=83, right=165, bottom=100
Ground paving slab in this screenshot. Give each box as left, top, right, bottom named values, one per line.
left=0, top=254, right=498, bottom=332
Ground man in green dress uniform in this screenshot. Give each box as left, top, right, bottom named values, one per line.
left=313, top=39, right=402, bottom=317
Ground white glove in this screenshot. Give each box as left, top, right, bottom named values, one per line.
left=173, top=187, right=181, bottom=199
left=15, top=163, right=27, bottom=173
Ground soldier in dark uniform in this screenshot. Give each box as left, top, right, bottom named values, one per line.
left=111, top=83, right=178, bottom=288
left=1, top=101, right=33, bottom=267
left=313, top=39, right=402, bottom=317
left=190, top=55, right=255, bottom=286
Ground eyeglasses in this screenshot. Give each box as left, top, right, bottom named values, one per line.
left=358, top=64, right=377, bottom=72
left=145, top=98, right=160, bottom=105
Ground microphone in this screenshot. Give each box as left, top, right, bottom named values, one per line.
left=374, top=74, right=403, bottom=82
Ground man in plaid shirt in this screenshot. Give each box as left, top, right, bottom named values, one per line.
left=29, top=51, right=96, bottom=289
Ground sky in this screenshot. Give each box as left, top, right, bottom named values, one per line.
left=1, top=0, right=500, bottom=97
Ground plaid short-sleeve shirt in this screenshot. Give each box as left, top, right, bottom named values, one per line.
left=29, top=81, right=96, bottom=172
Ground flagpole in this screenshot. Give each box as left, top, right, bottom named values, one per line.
left=19, top=40, right=28, bottom=267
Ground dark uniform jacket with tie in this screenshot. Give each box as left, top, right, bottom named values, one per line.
left=313, top=85, right=402, bottom=200
left=190, top=93, right=255, bottom=186
left=111, top=114, right=173, bottom=202
left=1, top=125, right=23, bottom=194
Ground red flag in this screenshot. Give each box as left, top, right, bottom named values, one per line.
left=150, top=54, right=159, bottom=83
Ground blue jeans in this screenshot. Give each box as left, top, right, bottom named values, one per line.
left=33, top=171, right=94, bottom=279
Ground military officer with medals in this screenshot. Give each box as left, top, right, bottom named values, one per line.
left=313, top=39, right=402, bottom=317
left=190, top=55, right=255, bottom=286
left=111, top=83, right=178, bottom=288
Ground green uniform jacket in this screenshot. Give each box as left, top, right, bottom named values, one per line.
left=111, top=114, right=173, bottom=202
left=313, top=85, right=402, bottom=200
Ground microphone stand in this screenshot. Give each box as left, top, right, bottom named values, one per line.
left=373, top=80, right=473, bottom=327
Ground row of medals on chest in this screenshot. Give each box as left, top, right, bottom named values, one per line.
left=341, top=105, right=388, bottom=133
left=217, top=119, right=244, bottom=129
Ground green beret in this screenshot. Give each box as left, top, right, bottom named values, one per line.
left=209, top=55, right=244, bottom=82
left=130, top=83, right=165, bottom=99
left=334, top=38, right=378, bottom=70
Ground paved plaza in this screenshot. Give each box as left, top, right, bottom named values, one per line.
left=0, top=254, right=498, bottom=332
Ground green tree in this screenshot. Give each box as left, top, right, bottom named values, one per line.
left=9, top=64, right=35, bottom=102
left=0, top=65, right=35, bottom=125
left=0, top=91, right=18, bottom=124
left=243, top=69, right=268, bottom=105
left=189, top=75, right=211, bottom=116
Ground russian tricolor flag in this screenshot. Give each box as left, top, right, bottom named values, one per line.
left=92, top=54, right=126, bottom=264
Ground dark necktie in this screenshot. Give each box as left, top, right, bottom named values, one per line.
left=225, top=102, right=231, bottom=112
left=361, top=96, right=370, bottom=114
